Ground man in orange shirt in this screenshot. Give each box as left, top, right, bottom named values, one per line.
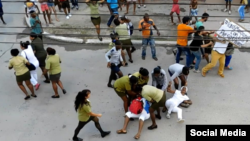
left=139, top=13, right=160, bottom=61
left=176, top=16, right=195, bottom=68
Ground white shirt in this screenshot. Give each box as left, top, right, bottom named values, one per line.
left=20, top=45, right=39, bottom=67
left=168, top=90, right=189, bottom=106
left=168, top=63, right=185, bottom=81
left=151, top=69, right=168, bottom=91
left=213, top=36, right=228, bottom=54
left=105, top=47, right=123, bottom=66
left=24, top=1, right=37, bottom=13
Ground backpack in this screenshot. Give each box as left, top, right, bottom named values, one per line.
left=129, top=97, right=143, bottom=114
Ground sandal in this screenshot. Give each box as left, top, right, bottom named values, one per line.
left=134, top=134, right=140, bottom=140
left=162, top=107, right=167, bottom=113
left=147, top=125, right=157, bottom=130
left=116, top=129, right=127, bottom=134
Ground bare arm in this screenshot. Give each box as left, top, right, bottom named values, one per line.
left=167, top=81, right=175, bottom=94
left=153, top=25, right=160, bottom=36
left=213, top=37, right=226, bottom=44
left=201, top=41, right=213, bottom=48
left=89, top=112, right=102, bottom=117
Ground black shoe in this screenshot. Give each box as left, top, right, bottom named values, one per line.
left=155, top=114, right=161, bottom=120
left=76, top=6, right=79, bottom=10
left=31, top=94, right=37, bottom=98
left=62, top=89, right=67, bottom=94
left=180, top=57, right=183, bottom=60
left=142, top=56, right=145, bottom=60
left=107, top=84, right=113, bottom=88
left=101, top=131, right=111, bottom=138
left=24, top=95, right=30, bottom=100
left=44, top=80, right=50, bottom=83
left=131, top=47, right=136, bottom=53
left=189, top=66, right=194, bottom=70
left=71, top=6, right=75, bottom=9
left=153, top=57, right=158, bottom=61
left=148, top=125, right=157, bottom=130
left=52, top=95, right=60, bottom=98
left=72, top=137, right=83, bottom=141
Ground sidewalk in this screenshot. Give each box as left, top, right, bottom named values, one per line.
left=26, top=1, right=250, bottom=46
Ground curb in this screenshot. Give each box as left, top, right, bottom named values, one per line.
left=85, top=39, right=180, bottom=45
left=25, top=16, right=84, bottom=44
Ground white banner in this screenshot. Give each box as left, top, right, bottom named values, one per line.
left=216, top=18, right=250, bottom=47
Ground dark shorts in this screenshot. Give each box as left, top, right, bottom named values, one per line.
left=168, top=69, right=173, bottom=77
left=54, top=0, right=60, bottom=5
left=61, top=1, right=70, bottom=9
left=50, top=73, right=61, bottom=82
left=120, top=39, right=132, bottom=50
left=111, top=65, right=120, bottom=73
left=114, top=88, right=126, bottom=98
left=37, top=55, right=47, bottom=67
left=0, top=7, right=3, bottom=16
left=151, top=92, right=166, bottom=110
left=204, top=48, right=212, bottom=54
left=91, top=17, right=101, bottom=26
left=16, top=71, right=31, bottom=82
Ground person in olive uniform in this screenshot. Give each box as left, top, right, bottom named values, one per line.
left=73, top=89, right=110, bottom=141
left=9, top=49, right=36, bottom=100
left=30, top=32, right=50, bottom=83
left=133, top=67, right=149, bottom=87
left=114, top=74, right=139, bottom=113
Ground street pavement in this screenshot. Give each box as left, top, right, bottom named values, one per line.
left=1, top=1, right=250, bottom=141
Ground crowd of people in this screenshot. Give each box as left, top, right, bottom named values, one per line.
left=5, top=0, right=247, bottom=141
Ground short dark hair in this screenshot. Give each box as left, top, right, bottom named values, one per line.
left=202, top=13, right=209, bottom=19
left=114, top=19, right=120, bottom=26
left=153, top=66, right=161, bottom=74
left=46, top=47, right=56, bottom=55
left=196, top=26, right=205, bottom=35
left=139, top=67, right=149, bottom=76
left=10, top=49, right=19, bottom=56
left=115, top=40, right=121, bottom=46
left=129, top=76, right=138, bottom=84
left=182, top=67, right=189, bottom=75
left=144, top=13, right=149, bottom=18
left=182, top=16, right=190, bottom=24
left=30, top=32, right=37, bottom=38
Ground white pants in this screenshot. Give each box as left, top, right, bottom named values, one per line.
left=166, top=100, right=182, bottom=119
left=126, top=109, right=150, bottom=121
left=30, top=69, right=38, bottom=86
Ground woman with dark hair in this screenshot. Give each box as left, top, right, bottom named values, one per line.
left=30, top=32, right=50, bottom=83
left=133, top=67, right=149, bottom=87
left=9, top=48, right=36, bottom=100
left=42, top=47, right=66, bottom=98
left=86, top=0, right=105, bottom=41
left=151, top=66, right=168, bottom=91
left=114, top=74, right=139, bottom=113
left=72, top=89, right=110, bottom=141
left=20, top=41, right=40, bottom=90
left=189, top=26, right=213, bottom=73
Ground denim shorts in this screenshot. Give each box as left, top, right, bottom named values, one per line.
left=47, top=2, right=54, bottom=7
left=111, top=7, right=119, bottom=15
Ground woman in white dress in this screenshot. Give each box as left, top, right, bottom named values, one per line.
left=20, top=41, right=40, bottom=90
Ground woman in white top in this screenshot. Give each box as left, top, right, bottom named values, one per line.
left=166, top=81, right=192, bottom=123
left=20, top=41, right=40, bottom=90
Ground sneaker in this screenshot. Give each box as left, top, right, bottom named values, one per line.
left=153, top=57, right=158, bottom=61
left=101, top=131, right=111, bottom=138
left=166, top=114, right=170, bottom=119
left=223, top=8, right=228, bottom=12
left=142, top=56, right=145, bottom=60
left=177, top=119, right=185, bottom=123
left=68, top=13, right=72, bottom=17
left=228, top=10, right=231, bottom=15
left=71, top=6, right=75, bottom=9
left=66, top=16, right=69, bottom=19
left=189, top=66, right=194, bottom=70
left=137, top=5, right=141, bottom=8
left=143, top=5, right=146, bottom=8
left=193, top=69, right=200, bottom=73
left=76, top=6, right=79, bottom=10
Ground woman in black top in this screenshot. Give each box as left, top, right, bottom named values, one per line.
left=189, top=26, right=213, bottom=72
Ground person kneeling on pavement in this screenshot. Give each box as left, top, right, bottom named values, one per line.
left=165, top=81, right=192, bottom=123
left=117, top=96, right=150, bottom=139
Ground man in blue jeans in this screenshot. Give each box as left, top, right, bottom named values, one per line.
left=107, top=0, right=120, bottom=27
left=176, top=16, right=195, bottom=68
left=138, top=13, right=160, bottom=61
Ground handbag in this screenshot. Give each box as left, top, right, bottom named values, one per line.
left=24, top=51, right=36, bottom=71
